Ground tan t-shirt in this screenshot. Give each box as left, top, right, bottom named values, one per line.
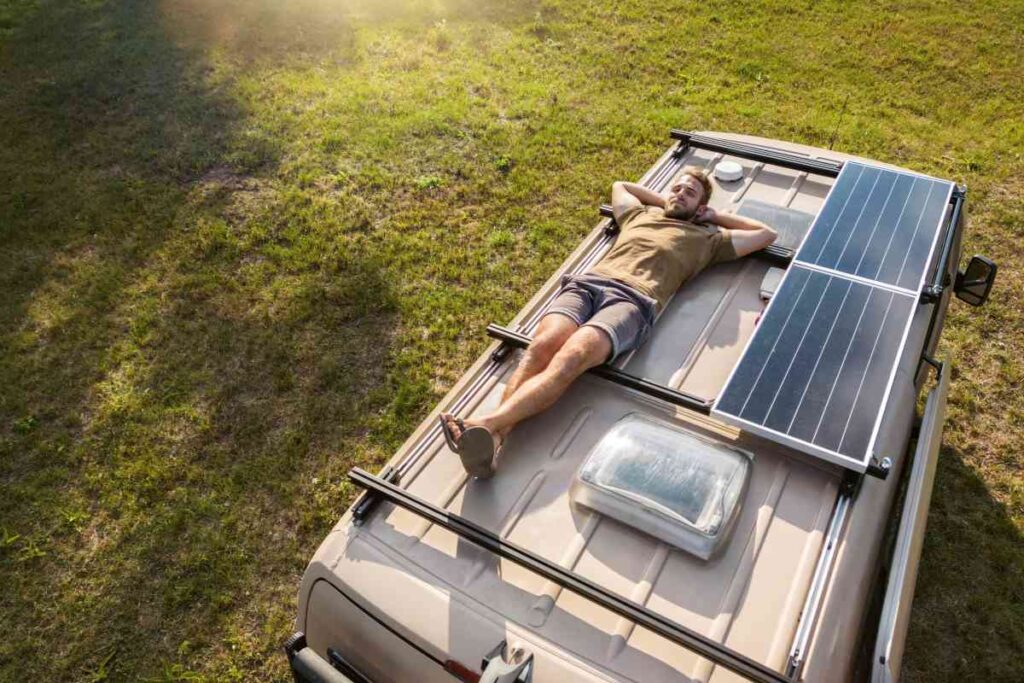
left=589, top=205, right=738, bottom=310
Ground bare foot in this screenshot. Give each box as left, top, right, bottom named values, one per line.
left=474, top=420, right=505, bottom=454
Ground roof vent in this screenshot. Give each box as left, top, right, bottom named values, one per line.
left=570, top=414, right=751, bottom=560
left=714, top=160, right=745, bottom=182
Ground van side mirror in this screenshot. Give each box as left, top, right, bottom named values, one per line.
left=954, top=255, right=997, bottom=306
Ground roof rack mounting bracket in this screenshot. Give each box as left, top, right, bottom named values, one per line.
left=919, top=354, right=944, bottom=381
left=840, top=469, right=864, bottom=497
left=491, top=340, right=516, bottom=364
left=866, top=457, right=893, bottom=481
left=351, top=465, right=400, bottom=525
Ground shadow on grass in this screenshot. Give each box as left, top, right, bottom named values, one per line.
left=902, top=444, right=1024, bottom=682
left=0, top=0, right=392, bottom=680
left=1, top=0, right=554, bottom=672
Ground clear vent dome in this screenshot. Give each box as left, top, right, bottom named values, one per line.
left=570, top=413, right=751, bottom=560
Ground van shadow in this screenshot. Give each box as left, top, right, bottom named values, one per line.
left=901, top=444, right=1024, bottom=682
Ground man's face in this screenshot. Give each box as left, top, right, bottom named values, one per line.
left=664, top=174, right=706, bottom=220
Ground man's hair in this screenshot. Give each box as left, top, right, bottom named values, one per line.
left=681, top=166, right=713, bottom=204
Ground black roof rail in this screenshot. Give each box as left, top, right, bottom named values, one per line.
left=920, top=187, right=966, bottom=304
left=670, top=130, right=843, bottom=178
left=348, top=468, right=794, bottom=683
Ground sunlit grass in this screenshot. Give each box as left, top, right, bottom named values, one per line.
left=1, top=0, right=1022, bottom=680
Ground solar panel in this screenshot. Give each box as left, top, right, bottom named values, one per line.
left=796, top=162, right=953, bottom=290
left=714, top=266, right=915, bottom=469
left=714, top=162, right=955, bottom=472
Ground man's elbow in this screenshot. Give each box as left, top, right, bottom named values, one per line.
left=610, top=181, right=633, bottom=218
left=732, top=227, right=777, bottom=258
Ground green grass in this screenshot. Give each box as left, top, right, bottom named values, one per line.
left=0, top=0, right=1021, bottom=680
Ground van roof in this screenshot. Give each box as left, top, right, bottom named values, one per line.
left=330, top=134, right=867, bottom=681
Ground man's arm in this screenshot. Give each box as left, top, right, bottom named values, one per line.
left=611, top=181, right=664, bottom=223
left=696, top=207, right=778, bottom=258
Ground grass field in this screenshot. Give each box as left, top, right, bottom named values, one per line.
left=1, top=0, right=1022, bottom=680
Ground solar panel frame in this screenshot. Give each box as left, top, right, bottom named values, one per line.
left=793, top=161, right=954, bottom=293
left=714, top=161, right=955, bottom=473
left=714, top=266, right=917, bottom=470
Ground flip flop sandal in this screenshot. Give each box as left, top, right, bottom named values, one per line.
left=457, top=426, right=497, bottom=480
left=438, top=414, right=465, bottom=452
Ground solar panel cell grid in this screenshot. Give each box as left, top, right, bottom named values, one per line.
left=795, top=162, right=953, bottom=290
left=715, top=267, right=915, bottom=469
left=715, top=161, right=954, bottom=471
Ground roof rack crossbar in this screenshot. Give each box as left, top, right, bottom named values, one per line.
left=597, top=204, right=795, bottom=268
left=348, top=467, right=793, bottom=683
left=351, top=464, right=400, bottom=524
left=486, top=324, right=713, bottom=415
left=670, top=130, right=843, bottom=178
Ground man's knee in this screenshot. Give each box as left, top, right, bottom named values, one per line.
left=548, top=328, right=610, bottom=379
left=528, top=316, right=577, bottom=365
left=527, top=332, right=565, bottom=366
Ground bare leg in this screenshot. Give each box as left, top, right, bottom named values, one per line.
left=501, top=313, right=578, bottom=404
left=472, top=326, right=611, bottom=437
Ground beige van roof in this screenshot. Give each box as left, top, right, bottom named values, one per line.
left=312, top=135, right=863, bottom=681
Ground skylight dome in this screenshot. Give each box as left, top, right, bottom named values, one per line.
left=570, top=413, right=751, bottom=560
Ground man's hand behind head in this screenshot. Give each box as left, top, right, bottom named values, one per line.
left=694, top=205, right=717, bottom=224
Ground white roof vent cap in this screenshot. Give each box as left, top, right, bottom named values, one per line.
left=714, top=161, right=744, bottom=182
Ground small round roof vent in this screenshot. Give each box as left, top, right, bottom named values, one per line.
left=714, top=161, right=744, bottom=182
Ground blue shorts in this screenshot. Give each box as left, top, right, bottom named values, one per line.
left=546, top=273, right=658, bottom=361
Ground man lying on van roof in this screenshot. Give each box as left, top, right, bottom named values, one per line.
left=440, top=167, right=777, bottom=478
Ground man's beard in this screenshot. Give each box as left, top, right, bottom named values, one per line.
left=664, top=201, right=696, bottom=220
